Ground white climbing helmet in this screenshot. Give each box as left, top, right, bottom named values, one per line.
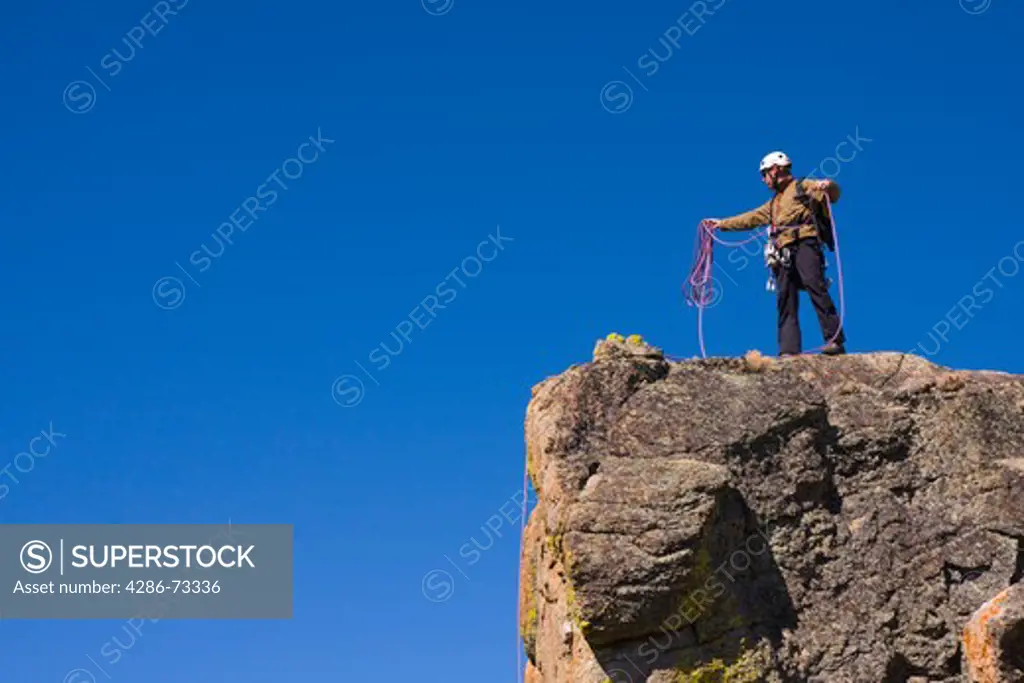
left=759, top=151, right=792, bottom=173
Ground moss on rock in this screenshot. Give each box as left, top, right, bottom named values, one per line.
left=671, top=541, right=717, bottom=630
left=526, top=440, right=541, bottom=495
left=521, top=606, right=539, bottom=659
left=674, top=646, right=770, bottom=683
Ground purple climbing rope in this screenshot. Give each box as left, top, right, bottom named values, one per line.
left=683, top=219, right=768, bottom=358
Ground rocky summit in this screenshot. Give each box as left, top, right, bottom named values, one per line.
left=519, top=336, right=1024, bottom=683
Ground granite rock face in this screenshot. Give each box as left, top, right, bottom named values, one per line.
left=520, top=338, right=1024, bottom=682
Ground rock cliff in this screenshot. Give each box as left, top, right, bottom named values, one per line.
left=520, top=337, right=1024, bottom=682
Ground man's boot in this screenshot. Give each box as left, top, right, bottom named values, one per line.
left=821, top=341, right=846, bottom=356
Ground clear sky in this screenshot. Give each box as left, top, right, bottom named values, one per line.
left=1, top=0, right=1022, bottom=680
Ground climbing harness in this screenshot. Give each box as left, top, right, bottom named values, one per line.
left=763, top=240, right=792, bottom=292
left=763, top=241, right=831, bottom=292
left=684, top=193, right=846, bottom=358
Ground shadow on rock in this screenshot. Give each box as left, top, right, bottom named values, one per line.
left=594, top=488, right=797, bottom=682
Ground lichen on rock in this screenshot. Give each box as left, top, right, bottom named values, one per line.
left=674, top=642, right=773, bottom=683
left=593, top=334, right=665, bottom=362
left=963, top=584, right=1024, bottom=682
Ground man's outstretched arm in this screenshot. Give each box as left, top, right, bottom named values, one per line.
left=713, top=201, right=771, bottom=232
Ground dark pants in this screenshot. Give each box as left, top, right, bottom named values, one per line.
left=773, top=238, right=844, bottom=355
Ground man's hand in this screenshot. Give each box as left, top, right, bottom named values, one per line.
left=811, top=179, right=840, bottom=202
left=705, top=218, right=721, bottom=230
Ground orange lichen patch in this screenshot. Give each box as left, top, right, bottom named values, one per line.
left=520, top=513, right=544, bottom=662
left=742, top=349, right=773, bottom=373
left=524, top=661, right=541, bottom=683
left=963, top=588, right=1011, bottom=683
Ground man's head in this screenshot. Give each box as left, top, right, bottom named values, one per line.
left=759, top=151, right=793, bottom=191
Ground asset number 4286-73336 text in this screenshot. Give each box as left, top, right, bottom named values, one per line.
left=125, top=580, right=221, bottom=594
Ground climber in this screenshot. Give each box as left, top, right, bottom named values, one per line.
left=706, top=151, right=846, bottom=357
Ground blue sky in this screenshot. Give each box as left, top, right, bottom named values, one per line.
left=1, top=0, right=1022, bottom=680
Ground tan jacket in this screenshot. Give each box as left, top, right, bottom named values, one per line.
left=718, top=178, right=840, bottom=246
